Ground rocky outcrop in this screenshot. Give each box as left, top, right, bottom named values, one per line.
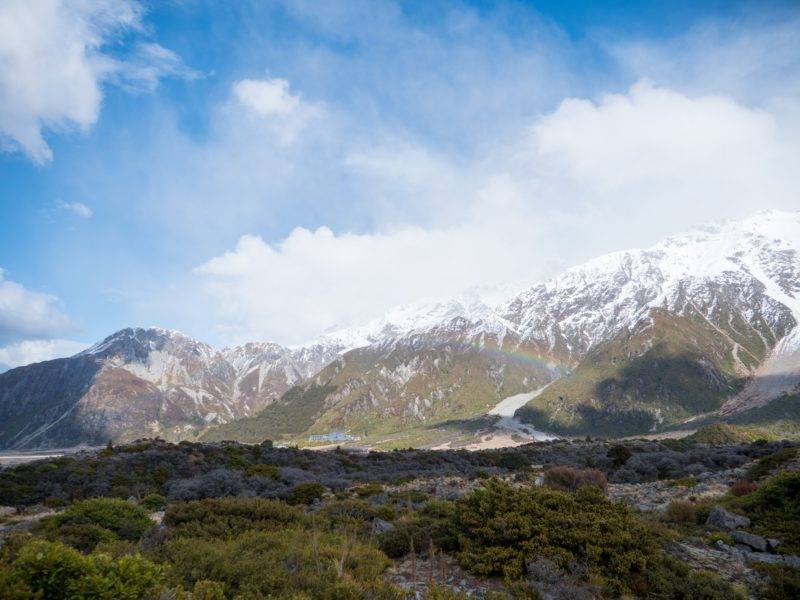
left=706, top=506, right=751, bottom=531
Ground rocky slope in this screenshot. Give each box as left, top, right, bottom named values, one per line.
left=0, top=328, right=344, bottom=448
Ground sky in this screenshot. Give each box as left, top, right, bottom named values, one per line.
left=1, top=0, right=799, bottom=369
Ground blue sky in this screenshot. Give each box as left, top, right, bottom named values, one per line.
left=1, top=0, right=799, bottom=368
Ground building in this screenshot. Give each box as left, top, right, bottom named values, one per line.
left=308, top=431, right=356, bottom=443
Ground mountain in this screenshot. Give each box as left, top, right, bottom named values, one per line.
left=513, top=210, right=800, bottom=436
left=0, top=328, right=345, bottom=449
left=1, top=210, right=798, bottom=448
left=209, top=210, right=800, bottom=443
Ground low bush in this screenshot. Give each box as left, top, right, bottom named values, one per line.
left=140, top=493, right=166, bottom=511
left=161, top=522, right=401, bottom=599
left=543, top=466, right=607, bottom=493
left=607, top=444, right=633, bottom=468
left=0, top=539, right=163, bottom=599
left=726, top=472, right=800, bottom=554
left=755, top=564, right=800, bottom=600
left=729, top=480, right=757, bottom=497
left=450, top=480, right=734, bottom=597
left=164, top=497, right=304, bottom=539
left=746, top=447, right=799, bottom=481
left=245, top=463, right=280, bottom=480
left=37, top=498, right=153, bottom=552
left=664, top=500, right=697, bottom=525
left=287, top=482, right=327, bottom=505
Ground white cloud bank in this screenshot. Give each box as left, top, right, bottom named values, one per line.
left=0, top=338, right=88, bottom=370
left=0, top=268, right=74, bottom=341
left=0, top=0, right=192, bottom=164
left=0, top=268, right=86, bottom=369
left=196, top=81, right=800, bottom=345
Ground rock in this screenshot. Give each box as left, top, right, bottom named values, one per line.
left=767, top=538, right=781, bottom=552
left=746, top=552, right=800, bottom=569
left=0, top=506, right=16, bottom=518
left=373, top=518, right=395, bottom=534
left=732, top=531, right=768, bottom=552
left=706, top=506, right=750, bottom=531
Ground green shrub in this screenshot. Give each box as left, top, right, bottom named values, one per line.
left=353, top=482, right=384, bottom=498
left=669, top=475, right=698, bottom=488
left=287, top=482, right=327, bottom=505
left=453, top=481, right=653, bottom=584
left=245, top=463, right=280, bottom=480
left=686, top=423, right=753, bottom=445
left=746, top=447, right=799, bottom=482
left=755, top=564, right=800, bottom=600
left=708, top=532, right=734, bottom=547
left=165, top=497, right=304, bottom=539
left=726, top=472, right=800, bottom=554
left=450, top=480, right=733, bottom=597
left=630, top=555, right=737, bottom=599
left=38, top=498, right=153, bottom=551
left=162, top=529, right=399, bottom=599
left=140, top=493, right=167, bottom=511
left=5, top=539, right=163, bottom=599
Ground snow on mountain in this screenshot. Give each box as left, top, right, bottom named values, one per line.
left=498, top=210, right=800, bottom=364
left=3, top=210, right=799, bottom=448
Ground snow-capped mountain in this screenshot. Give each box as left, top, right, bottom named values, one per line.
left=0, top=327, right=350, bottom=448
left=500, top=210, right=799, bottom=364
left=1, top=210, right=798, bottom=448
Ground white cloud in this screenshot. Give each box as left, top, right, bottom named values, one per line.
left=195, top=81, right=800, bottom=345
left=0, top=0, right=191, bottom=164
left=526, top=81, right=799, bottom=210
left=232, top=78, right=325, bottom=144
left=0, top=338, right=88, bottom=370
left=116, top=43, right=199, bottom=93
left=234, top=78, right=302, bottom=117
left=0, top=268, right=74, bottom=342
left=57, top=201, right=93, bottom=218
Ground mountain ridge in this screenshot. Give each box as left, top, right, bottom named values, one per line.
left=1, top=210, right=799, bottom=448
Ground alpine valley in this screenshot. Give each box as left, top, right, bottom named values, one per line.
left=2, top=210, right=799, bottom=449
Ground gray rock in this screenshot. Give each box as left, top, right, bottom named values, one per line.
left=767, top=538, right=781, bottom=552
left=733, top=530, right=768, bottom=552
left=373, top=518, right=395, bottom=534
left=0, top=506, right=16, bottom=518
left=706, top=506, right=750, bottom=531
left=746, top=552, right=800, bottom=569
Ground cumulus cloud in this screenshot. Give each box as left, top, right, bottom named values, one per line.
left=57, top=201, right=93, bottom=218
left=195, top=81, right=800, bottom=345
left=0, top=268, right=74, bottom=343
left=0, top=338, right=88, bottom=370
left=233, top=78, right=325, bottom=143
left=0, top=0, right=191, bottom=164
left=526, top=81, right=799, bottom=211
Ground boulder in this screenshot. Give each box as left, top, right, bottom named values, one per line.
left=733, top=530, right=768, bottom=553
left=373, top=518, right=395, bottom=534
left=706, top=506, right=750, bottom=531
left=767, top=538, right=781, bottom=552
left=0, top=506, right=16, bottom=518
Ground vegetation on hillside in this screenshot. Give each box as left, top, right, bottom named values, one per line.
left=517, top=311, right=751, bottom=437
left=1, top=439, right=798, bottom=598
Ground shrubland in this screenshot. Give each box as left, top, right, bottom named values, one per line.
left=0, top=437, right=796, bottom=598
